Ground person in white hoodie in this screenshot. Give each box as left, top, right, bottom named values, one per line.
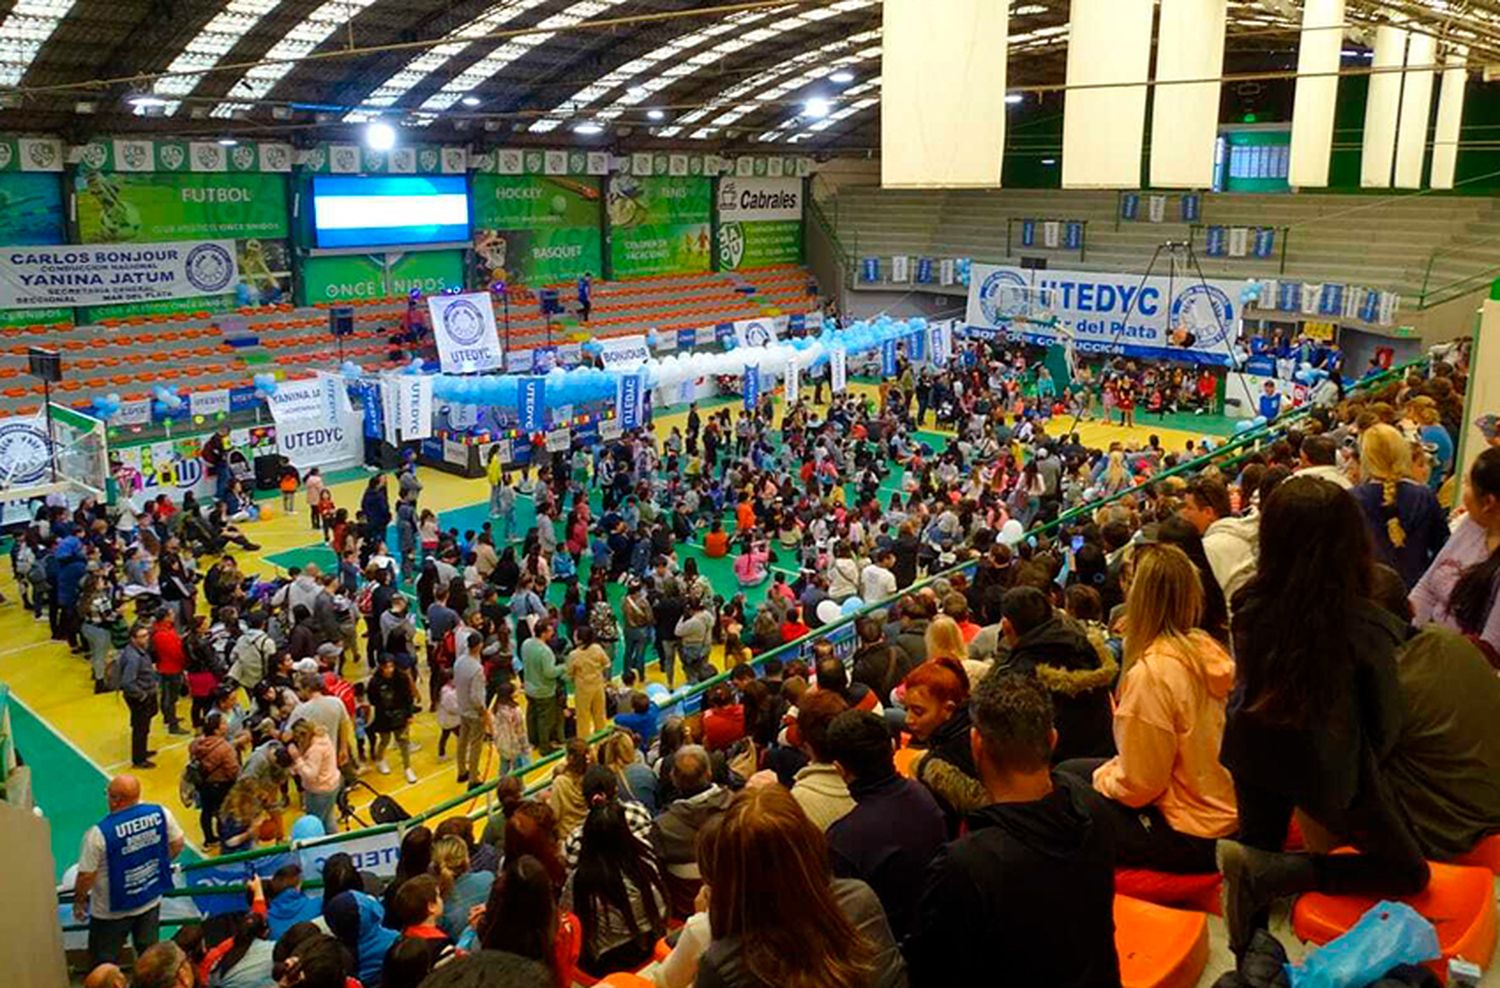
left=1295, top=435, right=1353, bottom=490
left=1179, top=476, right=1258, bottom=604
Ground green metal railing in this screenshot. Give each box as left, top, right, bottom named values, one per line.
left=54, top=355, right=1429, bottom=929
left=1417, top=231, right=1500, bottom=309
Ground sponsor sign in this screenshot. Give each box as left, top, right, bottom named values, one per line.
left=518, top=377, right=546, bottom=432
left=471, top=174, right=602, bottom=285
left=607, top=175, right=712, bottom=277
left=0, top=240, right=238, bottom=309
left=598, top=334, right=651, bottom=369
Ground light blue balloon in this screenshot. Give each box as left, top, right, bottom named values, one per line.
left=840, top=596, right=865, bottom=616
left=1234, top=419, right=1255, bottom=433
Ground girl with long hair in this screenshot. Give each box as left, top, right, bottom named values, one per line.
left=1411, top=446, right=1500, bottom=661
left=1059, top=544, right=1237, bottom=873
left=1351, top=423, right=1449, bottom=588
left=694, top=785, right=905, bottom=988
left=1218, top=477, right=1430, bottom=955
left=431, top=834, right=494, bottom=939
left=564, top=801, right=669, bottom=975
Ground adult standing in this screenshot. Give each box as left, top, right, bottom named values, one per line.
left=74, top=775, right=185, bottom=967
left=577, top=271, right=593, bottom=323
left=201, top=424, right=232, bottom=502
left=360, top=475, right=392, bottom=564
left=521, top=619, right=564, bottom=755
left=290, top=719, right=342, bottom=834
left=674, top=595, right=715, bottom=685
left=621, top=579, right=654, bottom=682
left=118, top=624, right=159, bottom=768
left=1178, top=477, right=1258, bottom=604
left=399, top=456, right=424, bottom=512
left=567, top=625, right=613, bottom=740
left=369, top=653, right=419, bottom=784
left=1411, top=447, right=1500, bottom=658
left=187, top=711, right=240, bottom=846
left=1351, top=424, right=1449, bottom=588
left=1218, top=477, right=1430, bottom=955
left=453, top=629, right=490, bottom=788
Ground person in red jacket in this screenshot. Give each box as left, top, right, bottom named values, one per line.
left=700, top=684, right=747, bottom=752
left=151, top=609, right=189, bottom=736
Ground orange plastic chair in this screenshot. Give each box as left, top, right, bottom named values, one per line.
left=1451, top=832, right=1500, bottom=875
left=1292, top=860, right=1497, bottom=978
left=1114, top=896, right=1210, bottom=988
left=893, top=746, right=922, bottom=779
left=594, top=976, right=653, bottom=988
left=1115, top=870, right=1222, bottom=915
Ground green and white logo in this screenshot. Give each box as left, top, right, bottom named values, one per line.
left=719, top=221, right=746, bottom=270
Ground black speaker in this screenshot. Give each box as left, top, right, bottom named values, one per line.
left=253, top=453, right=286, bottom=491
left=329, top=306, right=355, bottom=338
left=27, top=346, right=61, bottom=382
left=538, top=288, right=562, bottom=315
left=1020, top=256, right=1048, bottom=271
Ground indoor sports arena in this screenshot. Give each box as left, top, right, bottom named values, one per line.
left=1, top=1, right=1499, bottom=986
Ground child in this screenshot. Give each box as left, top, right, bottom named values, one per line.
left=329, top=508, right=350, bottom=554
left=418, top=510, right=440, bottom=561
left=315, top=490, right=336, bottom=541
left=278, top=465, right=299, bottom=515
left=435, top=678, right=460, bottom=760
left=611, top=669, right=638, bottom=715
left=352, top=681, right=371, bottom=763
left=305, top=468, right=326, bottom=531
left=490, top=681, right=528, bottom=776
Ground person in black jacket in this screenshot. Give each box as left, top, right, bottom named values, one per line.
left=1218, top=477, right=1430, bottom=956
left=990, top=586, right=1116, bottom=763
left=360, top=475, right=392, bottom=566
left=906, top=672, right=1120, bottom=987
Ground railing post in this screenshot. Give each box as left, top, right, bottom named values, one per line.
left=1419, top=250, right=1436, bottom=309
left=1278, top=226, right=1289, bottom=275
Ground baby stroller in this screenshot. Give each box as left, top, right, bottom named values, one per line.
left=225, top=448, right=254, bottom=487
left=337, top=777, right=411, bottom=830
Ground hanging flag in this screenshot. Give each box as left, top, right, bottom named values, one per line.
left=1301, top=283, right=1321, bottom=315
left=743, top=364, right=760, bottom=410
left=1342, top=286, right=1364, bottom=320
left=830, top=347, right=848, bottom=392
left=1020, top=219, right=1036, bottom=247
left=939, top=258, right=955, bottom=286
left=1204, top=226, right=1227, bottom=257
left=1180, top=193, right=1201, bottom=222
left=881, top=339, right=899, bottom=377
left=677, top=328, right=697, bottom=351
left=1277, top=281, right=1302, bottom=311
left=1318, top=283, right=1345, bottom=317
left=1121, top=193, right=1140, bottom=220
left=1227, top=227, right=1250, bottom=257
left=1252, top=227, right=1276, bottom=259
left=916, top=257, right=934, bottom=284
left=395, top=375, right=434, bottom=440
left=616, top=372, right=645, bottom=430
left=910, top=325, right=927, bottom=362
left=1377, top=291, right=1400, bottom=325
left=1148, top=195, right=1167, bottom=223
left=784, top=360, right=800, bottom=404
left=930, top=323, right=950, bottom=365
left=891, top=255, right=910, bottom=283
left=1043, top=220, right=1061, bottom=248
left=518, top=376, right=546, bottom=432
left=1064, top=221, right=1084, bottom=250
left=1358, top=289, right=1380, bottom=323
left=1259, top=280, right=1279, bottom=310
left=861, top=257, right=880, bottom=282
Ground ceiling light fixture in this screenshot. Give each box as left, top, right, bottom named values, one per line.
left=803, top=97, right=831, bottom=119
left=461, top=95, right=481, bottom=107
left=217, top=137, right=239, bottom=146
left=647, top=109, right=665, bottom=121
left=830, top=70, right=854, bottom=83
left=128, top=94, right=169, bottom=109
left=365, top=121, right=397, bottom=151
left=574, top=122, right=604, bottom=135
left=1005, top=93, right=1024, bottom=104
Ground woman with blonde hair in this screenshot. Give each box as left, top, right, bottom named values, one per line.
left=1059, top=543, right=1238, bottom=873
left=597, top=731, right=659, bottom=814
left=1102, top=449, right=1130, bottom=495
left=432, top=833, right=494, bottom=938
left=1351, top=423, right=1448, bottom=588
left=924, top=613, right=989, bottom=684
left=693, top=785, right=906, bottom=988
left=289, top=719, right=340, bottom=834
left=1402, top=394, right=1454, bottom=492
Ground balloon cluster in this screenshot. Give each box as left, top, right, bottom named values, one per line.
left=429, top=317, right=933, bottom=413
left=152, top=384, right=184, bottom=416
left=91, top=392, right=123, bottom=419
left=955, top=258, right=973, bottom=287
left=253, top=373, right=279, bottom=398
left=1293, top=362, right=1330, bottom=387
left=1240, top=280, right=1263, bottom=306
left=340, top=361, right=365, bottom=379
left=1234, top=415, right=1269, bottom=433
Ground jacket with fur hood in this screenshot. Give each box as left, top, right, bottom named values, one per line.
left=994, top=616, right=1118, bottom=763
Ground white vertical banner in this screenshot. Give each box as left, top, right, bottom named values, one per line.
left=1043, top=220, right=1061, bottom=247
left=1288, top=0, right=1345, bottom=188
left=830, top=347, right=848, bottom=393
left=1430, top=49, right=1469, bottom=191
left=396, top=376, right=434, bottom=441
left=1062, top=0, right=1152, bottom=189
left=380, top=378, right=399, bottom=446
left=891, top=255, right=910, bottom=283
left=939, top=258, right=955, bottom=286
left=1150, top=0, right=1227, bottom=188
left=1227, top=227, right=1249, bottom=257
left=881, top=0, right=1009, bottom=187
left=1146, top=196, right=1166, bottom=223
left=1301, top=283, right=1322, bottom=315
left=1361, top=24, right=1407, bottom=189
left=784, top=360, right=800, bottom=404
left=428, top=293, right=504, bottom=373
left=1395, top=31, right=1438, bottom=189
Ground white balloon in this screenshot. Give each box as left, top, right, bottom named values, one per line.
left=816, top=599, right=842, bottom=624
left=999, top=519, right=1025, bottom=547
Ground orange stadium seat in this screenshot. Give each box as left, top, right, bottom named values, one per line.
left=1115, top=896, right=1210, bottom=988
left=1292, top=860, right=1497, bottom=978
left=1450, top=832, right=1500, bottom=875
left=1115, top=870, right=1222, bottom=915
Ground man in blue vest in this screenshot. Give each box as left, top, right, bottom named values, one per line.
left=73, top=775, right=185, bottom=967
left=577, top=271, right=593, bottom=323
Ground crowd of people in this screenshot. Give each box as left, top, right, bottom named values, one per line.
left=35, top=328, right=1500, bottom=987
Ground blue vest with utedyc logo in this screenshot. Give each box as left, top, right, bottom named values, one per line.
left=101, top=803, right=173, bottom=912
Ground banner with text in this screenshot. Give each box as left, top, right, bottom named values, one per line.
left=598, top=334, right=651, bottom=369
left=607, top=175, right=712, bottom=277
left=74, top=170, right=289, bottom=244
left=964, top=263, right=1245, bottom=365
left=394, top=375, right=434, bottom=440
left=0, top=240, right=240, bottom=309
left=300, top=249, right=463, bottom=304
left=716, top=176, right=804, bottom=270
left=428, top=292, right=504, bottom=373
left=471, top=174, right=602, bottom=286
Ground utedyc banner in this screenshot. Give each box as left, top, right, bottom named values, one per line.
left=964, top=263, right=1246, bottom=365
left=0, top=240, right=240, bottom=309
left=428, top=292, right=504, bottom=373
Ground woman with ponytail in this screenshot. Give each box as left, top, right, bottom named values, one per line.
left=562, top=794, right=668, bottom=976
left=1352, top=423, right=1449, bottom=588
left=1412, top=446, right=1500, bottom=662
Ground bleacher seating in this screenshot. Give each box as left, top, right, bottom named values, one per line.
left=823, top=186, right=1500, bottom=309
left=1115, top=895, right=1211, bottom=988
left=0, top=265, right=816, bottom=417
